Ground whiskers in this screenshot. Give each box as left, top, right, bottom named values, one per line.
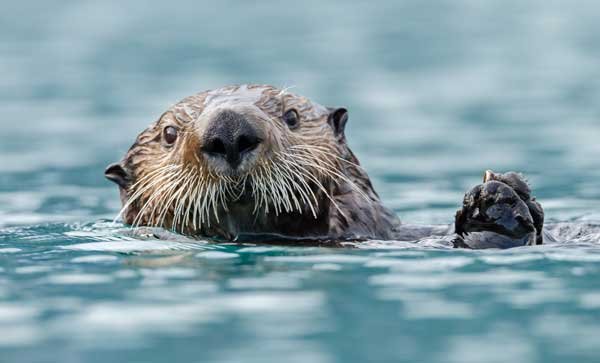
left=116, top=143, right=370, bottom=234
left=283, top=144, right=372, bottom=214
left=115, top=163, right=234, bottom=233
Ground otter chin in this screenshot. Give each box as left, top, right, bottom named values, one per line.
left=105, top=84, right=546, bottom=248
left=105, top=84, right=399, bottom=242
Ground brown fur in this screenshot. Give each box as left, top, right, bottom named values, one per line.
left=106, top=84, right=400, bottom=241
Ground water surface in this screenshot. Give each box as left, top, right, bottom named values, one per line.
left=1, top=1, right=599, bottom=362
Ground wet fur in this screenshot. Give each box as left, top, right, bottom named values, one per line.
left=110, top=85, right=399, bottom=241
left=108, top=85, right=567, bottom=249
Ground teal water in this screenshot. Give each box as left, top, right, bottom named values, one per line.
left=1, top=1, right=600, bottom=362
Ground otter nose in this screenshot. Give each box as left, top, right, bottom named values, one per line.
left=201, top=110, right=262, bottom=168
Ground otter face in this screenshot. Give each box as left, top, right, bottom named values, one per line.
left=454, top=170, right=544, bottom=248
left=104, top=84, right=371, bottom=239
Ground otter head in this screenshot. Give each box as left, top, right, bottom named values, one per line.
left=105, top=85, right=394, bottom=241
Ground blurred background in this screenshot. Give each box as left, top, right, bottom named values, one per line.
left=1, top=0, right=599, bottom=226
left=1, top=1, right=600, bottom=363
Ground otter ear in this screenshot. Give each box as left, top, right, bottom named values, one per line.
left=327, top=108, right=348, bottom=137
left=104, top=162, right=131, bottom=189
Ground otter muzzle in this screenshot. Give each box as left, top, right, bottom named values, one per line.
left=201, top=109, right=262, bottom=169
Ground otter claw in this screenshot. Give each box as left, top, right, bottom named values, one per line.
left=483, top=170, right=494, bottom=183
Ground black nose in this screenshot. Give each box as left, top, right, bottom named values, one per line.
left=201, top=110, right=262, bottom=168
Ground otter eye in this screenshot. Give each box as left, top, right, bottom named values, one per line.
left=163, top=126, right=178, bottom=145
left=282, top=109, right=299, bottom=128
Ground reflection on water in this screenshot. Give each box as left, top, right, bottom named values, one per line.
left=1, top=1, right=599, bottom=362
left=2, top=223, right=600, bottom=362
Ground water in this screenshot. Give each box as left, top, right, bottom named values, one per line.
left=1, top=1, right=600, bottom=362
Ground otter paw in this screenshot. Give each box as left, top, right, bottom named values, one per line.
left=453, top=170, right=544, bottom=249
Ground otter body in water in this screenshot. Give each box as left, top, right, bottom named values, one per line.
left=105, top=84, right=566, bottom=249
left=106, top=85, right=398, bottom=242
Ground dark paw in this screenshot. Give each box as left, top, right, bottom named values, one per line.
left=454, top=170, right=544, bottom=249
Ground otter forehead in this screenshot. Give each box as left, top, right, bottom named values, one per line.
left=171, top=84, right=329, bottom=123
left=204, top=84, right=269, bottom=110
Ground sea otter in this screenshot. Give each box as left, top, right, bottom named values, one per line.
left=105, top=84, right=545, bottom=248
